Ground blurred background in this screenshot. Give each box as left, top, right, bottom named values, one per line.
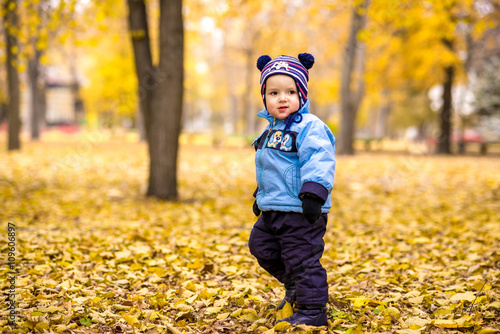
left=2, top=4, right=500, bottom=333
left=1, top=0, right=500, bottom=155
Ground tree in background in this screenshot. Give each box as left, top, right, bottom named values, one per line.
left=356, top=0, right=497, bottom=154
left=24, top=0, right=77, bottom=140
left=338, top=0, right=370, bottom=155
left=3, top=0, right=498, bottom=157
left=26, top=1, right=45, bottom=141
left=3, top=0, right=20, bottom=151
left=78, top=1, right=138, bottom=131
left=127, top=0, right=184, bottom=200
left=2, top=0, right=81, bottom=147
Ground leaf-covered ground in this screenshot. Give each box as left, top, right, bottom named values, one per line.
left=1, top=138, right=499, bottom=334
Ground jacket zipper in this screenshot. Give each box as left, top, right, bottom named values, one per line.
left=256, top=118, right=277, bottom=208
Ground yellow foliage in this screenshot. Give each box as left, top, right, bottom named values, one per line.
left=122, top=314, right=140, bottom=328
left=274, top=321, right=291, bottom=332
left=0, top=140, right=499, bottom=333
left=348, top=297, right=386, bottom=308
left=276, top=301, right=294, bottom=321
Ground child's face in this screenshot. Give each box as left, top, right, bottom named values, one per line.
left=265, top=74, right=300, bottom=120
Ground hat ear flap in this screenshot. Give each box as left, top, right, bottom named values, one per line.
left=257, top=55, right=272, bottom=71
left=298, top=53, right=315, bottom=70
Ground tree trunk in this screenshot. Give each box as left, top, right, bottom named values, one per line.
left=148, top=0, right=184, bottom=200
left=4, top=0, right=21, bottom=151
left=437, top=38, right=454, bottom=154
left=338, top=0, right=369, bottom=155
left=127, top=0, right=153, bottom=136
left=437, top=65, right=454, bottom=154
left=375, top=93, right=391, bottom=139
left=458, top=30, right=473, bottom=155
left=29, top=48, right=43, bottom=140
left=127, top=0, right=184, bottom=200
left=68, top=50, right=84, bottom=125
left=0, top=103, right=6, bottom=124
left=136, top=104, right=146, bottom=142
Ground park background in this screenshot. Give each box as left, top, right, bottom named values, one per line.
left=1, top=0, right=500, bottom=333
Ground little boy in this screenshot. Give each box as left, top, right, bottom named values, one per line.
left=248, top=53, right=336, bottom=327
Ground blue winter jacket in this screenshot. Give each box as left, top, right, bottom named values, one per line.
left=253, top=101, right=336, bottom=213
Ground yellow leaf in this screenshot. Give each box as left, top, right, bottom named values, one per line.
left=408, top=237, right=431, bottom=244
left=185, top=294, right=197, bottom=304
left=220, top=266, right=238, bottom=274
left=487, top=301, right=500, bottom=310
left=37, top=306, right=64, bottom=313
left=240, top=312, right=258, bottom=322
left=34, top=322, right=49, bottom=331
left=274, top=321, right=291, bottom=331
left=113, top=304, right=131, bottom=311
left=408, top=296, right=424, bottom=304
left=166, top=324, right=182, bottom=334
left=91, top=297, right=102, bottom=304
left=332, top=318, right=344, bottom=327
left=187, top=258, right=204, bottom=269
left=243, top=309, right=257, bottom=315
left=115, top=250, right=131, bottom=261
left=91, top=313, right=106, bottom=324
left=281, top=302, right=293, bottom=319
left=450, top=291, right=476, bottom=302
left=216, top=245, right=230, bottom=252
left=214, top=298, right=227, bottom=307
left=230, top=309, right=242, bottom=317
left=122, top=314, right=140, bottom=328
left=383, top=307, right=401, bottom=319
left=54, top=324, right=70, bottom=333
left=433, top=315, right=475, bottom=328
left=185, top=281, right=197, bottom=292
left=405, top=317, right=431, bottom=329
left=396, top=330, right=422, bottom=334
left=477, top=329, right=500, bottom=334
left=348, top=297, right=386, bottom=308
left=175, top=304, right=194, bottom=312
left=72, top=297, right=90, bottom=305
left=148, top=312, right=159, bottom=320
left=130, top=263, right=142, bottom=271
left=57, top=280, right=72, bottom=290
left=205, top=306, right=223, bottom=314
left=472, top=281, right=491, bottom=291
left=198, top=289, right=213, bottom=301
left=217, top=312, right=230, bottom=320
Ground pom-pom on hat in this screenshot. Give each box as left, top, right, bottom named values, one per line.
left=257, top=53, right=315, bottom=109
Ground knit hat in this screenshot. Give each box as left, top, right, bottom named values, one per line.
left=256, top=53, right=315, bottom=109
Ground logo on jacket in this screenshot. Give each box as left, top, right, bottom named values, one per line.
left=267, top=131, right=283, bottom=148
left=280, top=133, right=293, bottom=151
left=257, top=130, right=297, bottom=152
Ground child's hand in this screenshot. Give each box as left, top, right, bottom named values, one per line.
left=301, top=195, right=322, bottom=224
left=253, top=201, right=261, bottom=217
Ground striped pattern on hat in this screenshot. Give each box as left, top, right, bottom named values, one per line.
left=257, top=53, right=314, bottom=109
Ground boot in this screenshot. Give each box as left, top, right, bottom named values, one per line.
left=277, top=287, right=296, bottom=310
left=276, top=306, right=327, bottom=326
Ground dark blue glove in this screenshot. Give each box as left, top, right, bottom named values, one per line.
left=301, top=195, right=323, bottom=224
left=253, top=201, right=261, bottom=217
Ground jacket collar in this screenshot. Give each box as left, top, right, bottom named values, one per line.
left=257, top=100, right=310, bottom=124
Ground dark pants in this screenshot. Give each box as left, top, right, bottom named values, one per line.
left=248, top=211, right=328, bottom=306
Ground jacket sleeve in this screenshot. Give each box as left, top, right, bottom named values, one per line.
left=297, top=119, right=336, bottom=204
